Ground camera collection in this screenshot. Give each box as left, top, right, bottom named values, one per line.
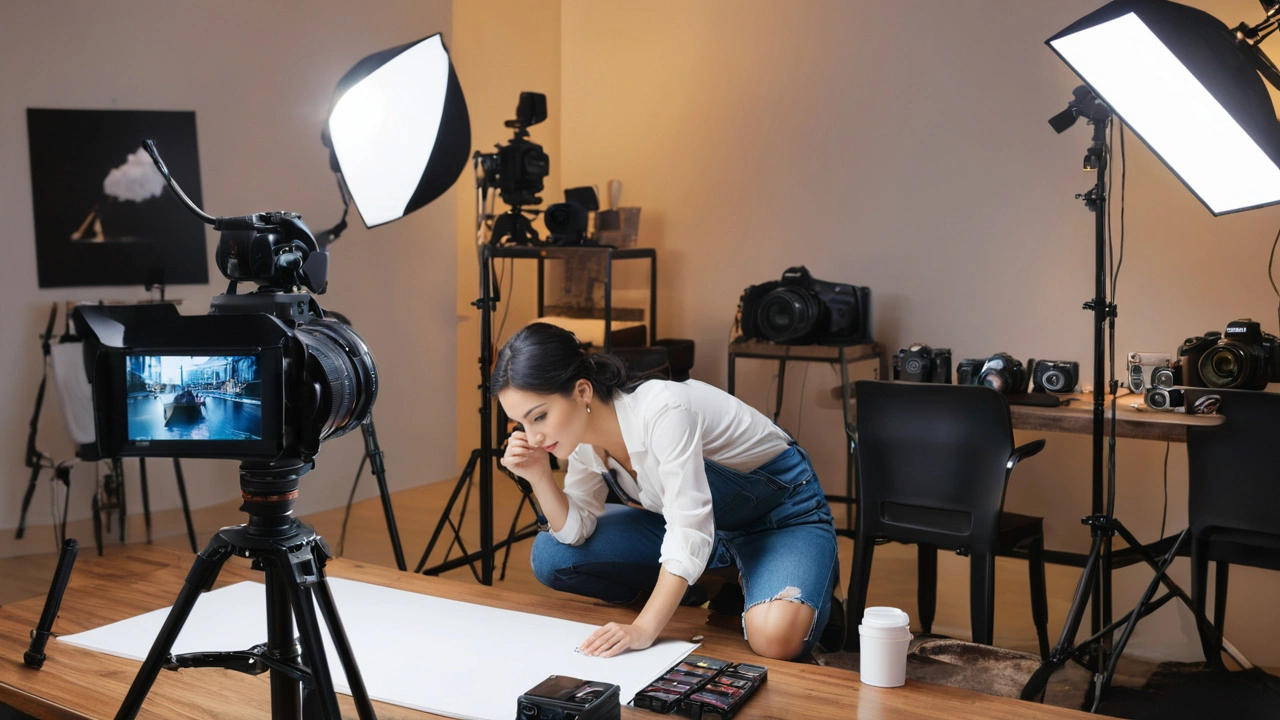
left=893, top=344, right=1079, bottom=396
left=1127, top=318, right=1280, bottom=412
left=477, top=91, right=626, bottom=248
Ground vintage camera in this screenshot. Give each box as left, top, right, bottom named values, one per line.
left=73, top=142, right=377, bottom=464
left=517, top=675, right=621, bottom=720
left=1031, top=359, right=1079, bottom=394
left=1126, top=352, right=1176, bottom=394
left=1196, top=319, right=1280, bottom=390
left=738, top=266, right=872, bottom=346
left=956, top=358, right=986, bottom=386
left=1144, top=386, right=1186, bottom=412
left=893, top=343, right=952, bottom=383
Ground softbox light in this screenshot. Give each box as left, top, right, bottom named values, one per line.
left=324, top=33, right=470, bottom=228
left=1049, top=0, right=1280, bottom=215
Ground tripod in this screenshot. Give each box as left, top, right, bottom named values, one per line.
left=414, top=244, right=539, bottom=584
left=1020, top=98, right=1227, bottom=711
left=115, top=462, right=377, bottom=720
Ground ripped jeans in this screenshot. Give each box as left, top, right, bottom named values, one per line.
left=529, top=444, right=840, bottom=658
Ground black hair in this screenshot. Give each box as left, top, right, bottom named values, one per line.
left=490, top=322, right=632, bottom=401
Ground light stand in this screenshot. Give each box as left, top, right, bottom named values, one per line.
left=1019, top=87, right=1232, bottom=713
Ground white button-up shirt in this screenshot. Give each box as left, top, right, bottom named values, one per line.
left=551, top=379, right=792, bottom=584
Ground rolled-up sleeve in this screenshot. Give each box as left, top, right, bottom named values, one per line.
left=650, top=403, right=715, bottom=585
left=549, top=452, right=608, bottom=546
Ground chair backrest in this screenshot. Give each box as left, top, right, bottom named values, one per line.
left=1185, top=388, right=1280, bottom=541
left=854, top=380, right=1016, bottom=554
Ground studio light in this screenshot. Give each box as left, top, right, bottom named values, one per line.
left=323, top=33, right=471, bottom=227
left=1048, top=0, right=1280, bottom=215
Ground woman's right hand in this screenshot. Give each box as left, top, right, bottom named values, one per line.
left=500, top=430, right=552, bottom=483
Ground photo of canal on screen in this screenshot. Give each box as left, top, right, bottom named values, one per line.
left=126, top=355, right=263, bottom=441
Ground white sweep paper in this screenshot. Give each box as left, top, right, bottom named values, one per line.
left=59, top=579, right=697, bottom=720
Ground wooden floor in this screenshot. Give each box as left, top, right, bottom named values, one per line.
left=0, top=469, right=1082, bottom=660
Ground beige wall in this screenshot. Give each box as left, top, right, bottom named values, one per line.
left=558, top=0, right=1280, bottom=663
left=453, top=1, right=563, bottom=467
left=0, top=2, right=459, bottom=546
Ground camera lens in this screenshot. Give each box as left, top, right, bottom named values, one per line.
left=1199, top=343, right=1254, bottom=389
left=905, top=357, right=925, bottom=375
left=1146, top=389, right=1169, bottom=409
left=1043, top=370, right=1066, bottom=392
left=295, top=319, right=379, bottom=441
left=756, top=287, right=824, bottom=344
left=1152, top=366, right=1177, bottom=389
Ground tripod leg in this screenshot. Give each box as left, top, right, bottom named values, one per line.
left=311, top=577, right=377, bottom=720
left=1020, top=530, right=1104, bottom=701
left=415, top=450, right=481, bottom=573
left=114, top=458, right=127, bottom=543
left=139, top=458, right=153, bottom=544
left=265, top=566, right=303, bottom=720
left=500, top=494, right=529, bottom=582
left=363, top=419, right=406, bottom=571
left=278, top=556, right=342, bottom=720
left=92, top=493, right=104, bottom=557
left=115, top=534, right=235, bottom=720
left=173, top=459, right=198, bottom=553
left=15, top=464, right=43, bottom=540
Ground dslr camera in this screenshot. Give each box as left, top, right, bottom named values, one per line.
left=477, top=92, right=551, bottom=245
left=957, top=353, right=1028, bottom=394
left=894, top=343, right=952, bottom=383
left=73, top=142, right=377, bottom=464
left=1195, top=319, right=1280, bottom=390
left=738, top=266, right=872, bottom=346
left=1030, top=359, right=1079, bottom=394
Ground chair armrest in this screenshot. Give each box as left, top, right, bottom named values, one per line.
left=1007, top=439, right=1046, bottom=471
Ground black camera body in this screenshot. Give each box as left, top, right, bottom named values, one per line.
left=1178, top=331, right=1221, bottom=389
left=956, top=358, right=985, bottom=386
left=517, top=675, right=620, bottom=720
left=1030, top=359, right=1079, bottom=394
left=894, top=344, right=952, bottom=383
left=957, top=353, right=1027, bottom=394
left=477, top=92, right=549, bottom=209
left=73, top=141, right=378, bottom=465
left=739, top=266, right=871, bottom=346
left=1197, top=319, right=1280, bottom=390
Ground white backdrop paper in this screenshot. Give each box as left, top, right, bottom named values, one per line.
left=59, top=578, right=698, bottom=720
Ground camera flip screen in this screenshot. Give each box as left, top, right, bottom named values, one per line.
left=125, top=354, right=263, bottom=442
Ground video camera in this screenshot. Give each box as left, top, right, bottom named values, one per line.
left=73, top=141, right=377, bottom=464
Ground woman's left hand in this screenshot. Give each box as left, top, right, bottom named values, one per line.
left=578, top=622, right=658, bottom=658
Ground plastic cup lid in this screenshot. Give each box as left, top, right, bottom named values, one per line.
left=862, top=606, right=910, bottom=629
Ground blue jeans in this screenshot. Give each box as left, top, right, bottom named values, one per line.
left=530, top=445, right=839, bottom=658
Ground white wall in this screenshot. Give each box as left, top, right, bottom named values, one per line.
left=0, top=1, right=458, bottom=548
left=558, top=0, right=1280, bottom=664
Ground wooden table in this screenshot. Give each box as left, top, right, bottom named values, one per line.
left=0, top=545, right=1092, bottom=720
left=1009, top=392, right=1223, bottom=442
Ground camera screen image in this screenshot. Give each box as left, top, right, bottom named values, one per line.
left=126, top=354, right=262, bottom=441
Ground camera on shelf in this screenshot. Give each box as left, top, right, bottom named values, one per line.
left=1126, top=351, right=1177, bottom=394
left=957, top=352, right=1028, bottom=394
left=1144, top=386, right=1186, bottom=412
left=893, top=343, right=952, bottom=383
left=73, top=142, right=377, bottom=464
left=1030, top=359, right=1079, bottom=394
left=738, top=266, right=872, bottom=346
left=477, top=92, right=551, bottom=246
left=1194, top=319, right=1280, bottom=390
left=543, top=186, right=598, bottom=246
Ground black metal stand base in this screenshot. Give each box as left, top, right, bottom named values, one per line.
left=413, top=448, right=538, bottom=581
left=1020, top=517, right=1223, bottom=712
left=115, top=466, right=377, bottom=720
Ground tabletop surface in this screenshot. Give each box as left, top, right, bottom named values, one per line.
left=0, top=544, right=1094, bottom=720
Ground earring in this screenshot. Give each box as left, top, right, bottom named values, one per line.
left=586, top=403, right=592, bottom=414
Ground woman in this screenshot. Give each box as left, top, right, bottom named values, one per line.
left=494, top=323, right=840, bottom=661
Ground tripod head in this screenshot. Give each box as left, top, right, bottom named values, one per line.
left=237, top=461, right=313, bottom=539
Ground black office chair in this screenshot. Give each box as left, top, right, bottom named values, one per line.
left=844, top=380, right=1051, bottom=659
left=1186, top=388, right=1280, bottom=668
